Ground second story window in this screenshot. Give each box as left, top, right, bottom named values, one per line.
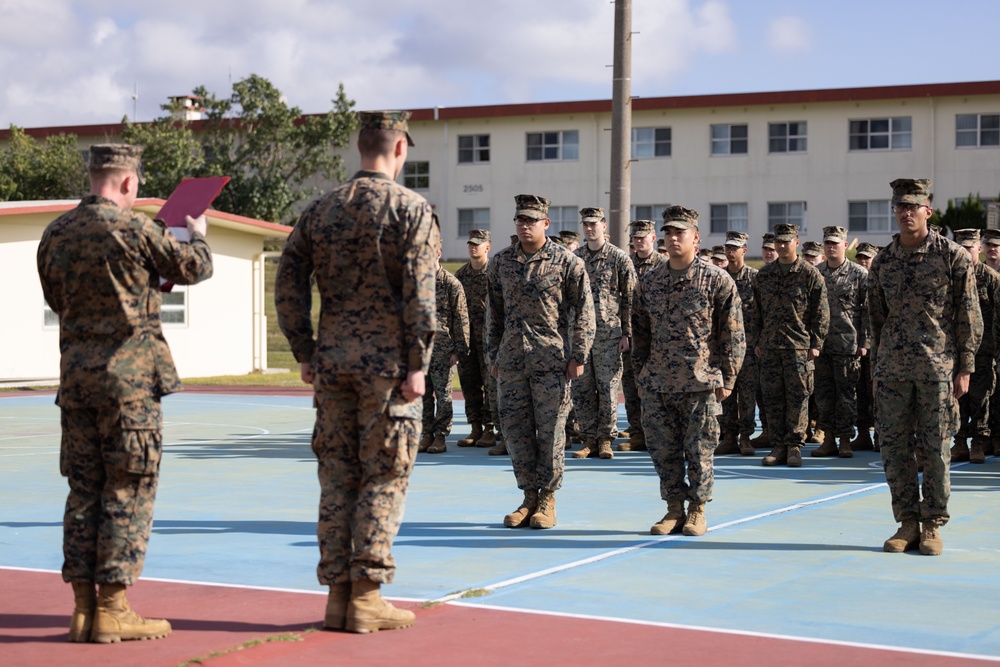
left=849, top=117, right=911, bottom=151
left=848, top=200, right=891, bottom=232
left=956, top=114, right=1000, bottom=148
left=458, top=208, right=490, bottom=236
left=631, top=127, right=671, bottom=159
left=710, top=203, right=748, bottom=234
left=458, top=134, right=490, bottom=163
left=403, top=161, right=429, bottom=190
left=769, top=122, right=807, bottom=153
left=547, top=205, right=577, bottom=234
left=526, top=130, right=579, bottom=161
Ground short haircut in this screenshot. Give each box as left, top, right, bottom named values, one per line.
left=358, top=128, right=405, bottom=157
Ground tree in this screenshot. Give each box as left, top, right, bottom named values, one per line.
left=934, top=193, right=995, bottom=237
left=0, top=126, right=88, bottom=201
left=120, top=117, right=204, bottom=200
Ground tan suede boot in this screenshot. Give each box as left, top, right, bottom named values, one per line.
left=426, top=434, right=447, bottom=454
left=618, top=429, right=647, bottom=452
left=324, top=583, right=350, bottom=630
left=851, top=428, right=875, bottom=451
left=597, top=437, right=614, bottom=459
left=714, top=431, right=740, bottom=456
left=90, top=583, right=171, bottom=644
left=786, top=445, right=803, bottom=467
left=682, top=502, right=707, bottom=536
left=807, top=426, right=825, bottom=445
left=811, top=430, right=839, bottom=457
left=919, top=521, right=943, bottom=556
left=761, top=445, right=787, bottom=466
left=488, top=437, right=508, bottom=456
left=503, top=489, right=538, bottom=527
left=970, top=436, right=988, bottom=464
left=951, top=438, right=970, bottom=462
left=883, top=519, right=920, bottom=553
left=417, top=433, right=434, bottom=453
left=530, top=490, right=557, bottom=529
left=572, top=439, right=595, bottom=459
left=68, top=582, right=96, bottom=643
left=838, top=436, right=854, bottom=458
left=650, top=500, right=686, bottom=535
left=738, top=434, right=755, bottom=456
left=475, top=428, right=497, bottom=448
left=457, top=423, right=483, bottom=447
left=749, top=429, right=769, bottom=448
left=345, top=580, right=415, bottom=634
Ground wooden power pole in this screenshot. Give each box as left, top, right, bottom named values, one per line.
left=609, top=0, right=632, bottom=249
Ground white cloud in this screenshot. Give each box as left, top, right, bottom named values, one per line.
left=767, top=16, right=812, bottom=55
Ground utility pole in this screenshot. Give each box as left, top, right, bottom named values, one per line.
left=609, top=0, right=632, bottom=249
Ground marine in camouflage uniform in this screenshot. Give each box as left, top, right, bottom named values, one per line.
left=717, top=231, right=759, bottom=456
left=632, top=206, right=745, bottom=536
left=869, top=178, right=982, bottom=556
left=813, top=226, right=871, bottom=459
left=37, top=144, right=214, bottom=643
left=749, top=223, right=829, bottom=467
left=275, top=110, right=438, bottom=632
left=487, top=194, right=595, bottom=529
left=619, top=220, right=666, bottom=452
left=750, top=233, right=778, bottom=449
left=419, top=261, right=470, bottom=454
left=571, top=207, right=637, bottom=460
left=852, top=243, right=880, bottom=451
left=951, top=229, right=999, bottom=464
left=983, top=229, right=1000, bottom=455
left=455, top=229, right=502, bottom=451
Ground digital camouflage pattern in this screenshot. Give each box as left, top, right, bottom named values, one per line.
left=422, top=268, right=470, bottom=437
left=815, top=260, right=871, bottom=437
left=456, top=260, right=497, bottom=431
left=957, top=262, right=1000, bottom=438
left=622, top=250, right=667, bottom=433
left=572, top=241, right=636, bottom=440
left=869, top=227, right=982, bottom=529
left=487, top=238, right=595, bottom=491
left=720, top=263, right=759, bottom=437
left=759, top=349, right=814, bottom=447
left=275, top=169, right=438, bottom=585
left=632, top=259, right=745, bottom=504
left=359, top=110, right=415, bottom=146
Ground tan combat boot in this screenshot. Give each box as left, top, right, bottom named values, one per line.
left=457, top=423, right=483, bottom=447
left=345, top=580, right=415, bottom=634
left=883, top=519, right=920, bottom=552
left=488, top=437, right=508, bottom=456
left=807, top=425, right=824, bottom=445
left=739, top=434, right=755, bottom=456
left=618, top=428, right=631, bottom=439
left=618, top=429, right=646, bottom=452
left=761, top=445, right=787, bottom=466
left=682, top=502, right=707, bottom=536
left=417, top=433, right=434, bottom=453
left=324, top=583, right=350, bottom=630
left=838, top=436, right=854, bottom=458
left=503, top=489, right=538, bottom=527
left=749, top=429, right=769, bottom=448
left=919, top=521, right=943, bottom=556
left=68, top=581, right=96, bottom=643
left=811, top=430, right=838, bottom=457
left=572, top=438, right=595, bottom=459
left=970, top=436, right=988, bottom=464
left=90, top=583, right=171, bottom=644
left=951, top=438, right=970, bottom=462
left=650, top=500, right=686, bottom=535
left=597, top=437, right=614, bottom=459
left=530, top=490, right=557, bottom=529
left=426, top=434, right=447, bottom=454
left=851, top=428, right=875, bottom=451
left=786, top=445, right=803, bottom=467
left=475, top=427, right=497, bottom=448
left=714, top=432, right=740, bottom=456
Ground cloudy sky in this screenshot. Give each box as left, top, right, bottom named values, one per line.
left=1, top=0, right=997, bottom=129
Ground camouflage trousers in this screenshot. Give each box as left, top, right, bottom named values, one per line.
left=457, top=339, right=497, bottom=431
left=497, top=367, right=571, bottom=492
left=60, top=398, right=162, bottom=586
left=856, top=355, right=874, bottom=429
left=571, top=337, right=622, bottom=440
left=815, top=353, right=860, bottom=438
left=759, top=349, right=813, bottom=447
left=422, top=349, right=456, bottom=437
left=719, top=354, right=758, bottom=437
left=621, top=350, right=642, bottom=434
left=957, top=354, right=995, bottom=439
left=313, top=375, right=419, bottom=585
left=874, top=380, right=956, bottom=525
left=638, top=388, right=720, bottom=503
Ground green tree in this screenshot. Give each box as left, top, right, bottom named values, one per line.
left=934, top=193, right=990, bottom=237
left=0, top=126, right=87, bottom=201
left=120, top=117, right=205, bottom=200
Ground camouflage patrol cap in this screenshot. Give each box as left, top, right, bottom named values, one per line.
left=510, top=234, right=519, bottom=244
left=953, top=228, right=981, bottom=247
left=88, top=144, right=145, bottom=183
left=358, top=110, right=415, bottom=147
left=698, top=248, right=712, bottom=258
left=761, top=233, right=776, bottom=250
left=514, top=194, right=550, bottom=220
left=855, top=242, right=879, bottom=258
left=711, top=245, right=727, bottom=260
left=467, top=229, right=491, bottom=245
left=580, top=207, right=605, bottom=224
left=801, top=241, right=823, bottom=257
left=657, top=238, right=666, bottom=246
left=890, top=178, right=932, bottom=206
left=822, top=226, right=848, bottom=243
left=559, top=230, right=580, bottom=243
left=982, top=229, right=1000, bottom=246
left=661, top=205, right=699, bottom=230
left=629, top=220, right=656, bottom=237
left=724, top=231, right=749, bottom=248
left=773, top=223, right=800, bottom=242
left=548, top=235, right=566, bottom=246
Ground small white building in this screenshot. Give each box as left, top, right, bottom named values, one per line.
left=0, top=200, right=291, bottom=383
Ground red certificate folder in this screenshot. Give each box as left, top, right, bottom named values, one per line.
left=159, top=176, right=230, bottom=292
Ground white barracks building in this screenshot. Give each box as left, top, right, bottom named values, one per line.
left=337, top=80, right=1000, bottom=259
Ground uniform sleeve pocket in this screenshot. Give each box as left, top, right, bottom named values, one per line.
left=115, top=400, right=163, bottom=476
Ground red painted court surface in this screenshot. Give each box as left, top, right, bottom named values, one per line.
left=2, top=388, right=999, bottom=666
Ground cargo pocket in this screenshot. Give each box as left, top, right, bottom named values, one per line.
left=115, top=399, right=163, bottom=476
left=387, top=394, right=420, bottom=474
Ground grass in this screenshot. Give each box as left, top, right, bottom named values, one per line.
left=175, top=629, right=315, bottom=667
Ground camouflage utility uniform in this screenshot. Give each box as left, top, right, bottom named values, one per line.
left=621, top=246, right=666, bottom=445
left=422, top=267, right=470, bottom=444
left=456, top=255, right=498, bottom=440
left=719, top=261, right=759, bottom=443
left=275, top=168, right=438, bottom=586
left=37, top=193, right=213, bottom=586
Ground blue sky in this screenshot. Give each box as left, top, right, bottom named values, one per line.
left=0, top=0, right=996, bottom=129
